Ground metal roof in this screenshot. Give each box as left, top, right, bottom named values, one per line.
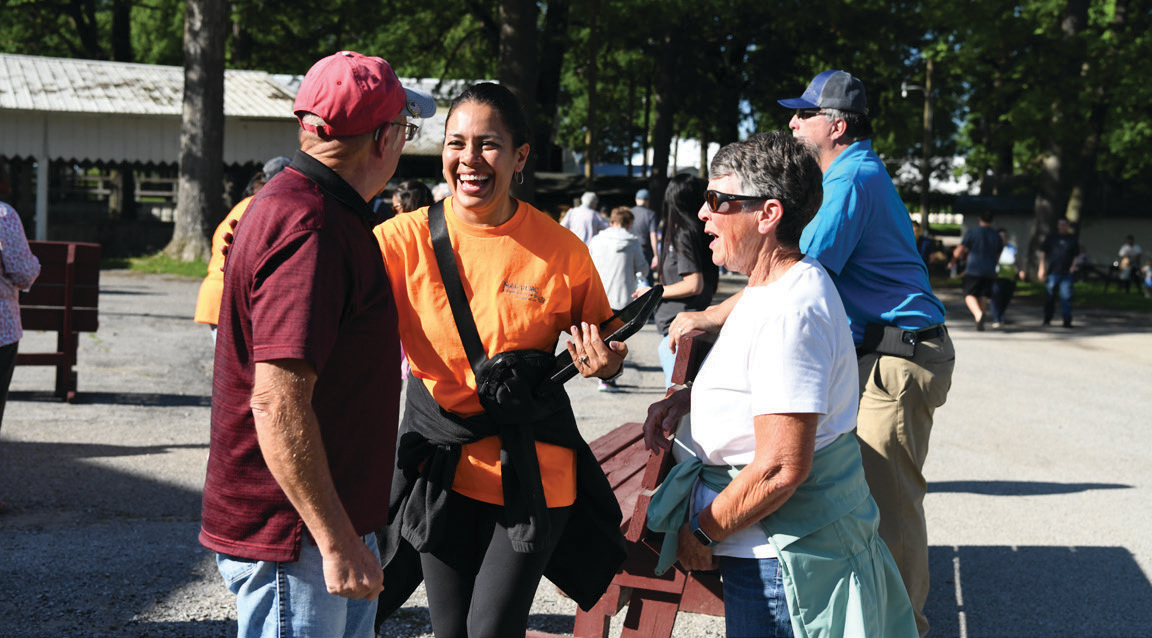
left=0, top=53, right=296, bottom=118
left=0, top=54, right=492, bottom=161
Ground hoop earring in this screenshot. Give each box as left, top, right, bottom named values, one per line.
left=514, top=170, right=525, bottom=185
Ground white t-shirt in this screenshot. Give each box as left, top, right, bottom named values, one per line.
left=686, top=256, right=859, bottom=559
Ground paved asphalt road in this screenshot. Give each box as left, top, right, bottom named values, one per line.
left=1, top=270, right=1150, bottom=637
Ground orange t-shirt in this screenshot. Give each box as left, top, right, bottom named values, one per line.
left=375, top=198, right=615, bottom=507
left=194, top=197, right=253, bottom=325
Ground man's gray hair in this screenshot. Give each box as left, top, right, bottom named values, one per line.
left=820, top=108, right=873, bottom=143
left=708, top=130, right=823, bottom=248
left=300, top=113, right=328, bottom=128
left=581, top=191, right=599, bottom=208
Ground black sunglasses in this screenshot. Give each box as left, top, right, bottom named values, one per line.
left=795, top=108, right=826, bottom=120
left=705, top=190, right=768, bottom=213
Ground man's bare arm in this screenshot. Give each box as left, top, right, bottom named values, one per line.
left=251, top=359, right=383, bottom=600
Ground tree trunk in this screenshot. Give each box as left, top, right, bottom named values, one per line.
left=66, top=0, right=107, bottom=59
left=698, top=133, right=708, bottom=178
left=166, top=0, right=225, bottom=262
left=1067, top=0, right=1126, bottom=228
left=231, top=20, right=254, bottom=69
left=110, top=0, right=133, bottom=62
left=498, top=0, right=540, bottom=203
left=626, top=77, right=636, bottom=178
left=647, top=30, right=677, bottom=215
left=582, top=0, right=600, bottom=192
left=534, top=0, right=570, bottom=173
left=1030, top=0, right=1089, bottom=274
left=641, top=80, right=651, bottom=178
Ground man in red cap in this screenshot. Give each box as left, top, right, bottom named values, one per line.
left=200, top=51, right=434, bottom=638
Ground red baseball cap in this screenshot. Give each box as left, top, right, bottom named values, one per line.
left=293, top=51, right=435, bottom=137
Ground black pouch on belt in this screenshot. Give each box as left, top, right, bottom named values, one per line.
left=861, top=323, right=918, bottom=358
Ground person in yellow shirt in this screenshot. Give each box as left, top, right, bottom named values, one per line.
left=192, top=156, right=290, bottom=341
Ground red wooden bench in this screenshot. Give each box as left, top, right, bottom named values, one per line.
left=530, top=329, right=720, bottom=638
left=15, top=241, right=101, bottom=402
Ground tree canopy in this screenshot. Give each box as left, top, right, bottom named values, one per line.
left=3, top=0, right=1150, bottom=231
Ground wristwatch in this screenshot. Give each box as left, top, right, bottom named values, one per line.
left=689, top=511, right=716, bottom=547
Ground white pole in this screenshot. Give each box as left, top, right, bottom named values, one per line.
left=36, top=116, right=48, bottom=240
left=35, top=155, right=48, bottom=241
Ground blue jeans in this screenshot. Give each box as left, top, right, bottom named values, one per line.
left=989, top=278, right=1016, bottom=324
left=658, top=334, right=676, bottom=388
left=216, top=533, right=380, bottom=638
left=717, top=555, right=794, bottom=638
left=1044, top=273, right=1074, bottom=322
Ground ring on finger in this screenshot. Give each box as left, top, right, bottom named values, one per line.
left=577, top=354, right=589, bottom=364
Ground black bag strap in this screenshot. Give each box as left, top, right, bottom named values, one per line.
left=428, top=200, right=488, bottom=374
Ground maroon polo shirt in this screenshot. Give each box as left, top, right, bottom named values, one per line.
left=200, top=151, right=400, bottom=562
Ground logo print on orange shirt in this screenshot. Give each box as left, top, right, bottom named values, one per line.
left=501, top=281, right=546, bottom=304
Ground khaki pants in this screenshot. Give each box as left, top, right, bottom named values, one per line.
left=856, top=331, right=955, bottom=637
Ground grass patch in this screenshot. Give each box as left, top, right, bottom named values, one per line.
left=1015, top=280, right=1151, bottom=312
left=934, top=277, right=1152, bottom=313
left=102, top=253, right=207, bottom=278
left=926, top=223, right=962, bottom=234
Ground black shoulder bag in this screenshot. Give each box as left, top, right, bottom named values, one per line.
left=428, top=201, right=564, bottom=424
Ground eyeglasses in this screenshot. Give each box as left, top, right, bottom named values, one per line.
left=795, top=108, right=826, bottom=120
left=375, top=120, right=420, bottom=142
left=705, top=190, right=768, bottom=213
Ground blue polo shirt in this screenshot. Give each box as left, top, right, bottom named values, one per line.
left=800, top=140, right=946, bottom=345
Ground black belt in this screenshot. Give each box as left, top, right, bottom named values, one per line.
left=915, top=325, right=947, bottom=342
left=856, top=324, right=947, bottom=358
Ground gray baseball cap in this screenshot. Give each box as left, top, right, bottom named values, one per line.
left=778, top=70, right=868, bottom=114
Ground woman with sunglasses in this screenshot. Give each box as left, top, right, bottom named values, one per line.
left=641, top=173, right=718, bottom=387
left=643, top=131, right=915, bottom=637
left=373, top=82, right=628, bottom=638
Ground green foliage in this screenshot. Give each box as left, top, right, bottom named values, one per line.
left=361, top=0, right=497, bottom=81
left=3, top=0, right=1151, bottom=214
left=132, top=0, right=185, bottom=66
left=104, top=253, right=207, bottom=277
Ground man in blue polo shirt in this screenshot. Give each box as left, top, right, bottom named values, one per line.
left=668, top=70, right=954, bottom=637
left=782, top=70, right=954, bottom=637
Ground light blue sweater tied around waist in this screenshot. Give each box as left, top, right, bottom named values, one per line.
left=646, top=433, right=917, bottom=637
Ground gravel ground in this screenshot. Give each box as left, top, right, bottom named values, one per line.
left=0, top=270, right=725, bottom=638
left=2, top=270, right=1151, bottom=637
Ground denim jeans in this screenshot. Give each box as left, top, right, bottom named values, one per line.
left=216, top=533, right=380, bottom=638
left=658, top=334, right=676, bottom=388
left=1044, top=273, right=1074, bottom=322
left=989, top=278, right=1016, bottom=324
left=717, top=555, right=794, bottom=638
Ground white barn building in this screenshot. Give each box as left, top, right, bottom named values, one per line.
left=0, top=53, right=455, bottom=250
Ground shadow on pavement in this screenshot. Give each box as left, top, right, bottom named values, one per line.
left=0, top=440, right=207, bottom=517
left=9, top=390, right=211, bottom=407
left=929, top=480, right=1131, bottom=496
left=101, top=310, right=210, bottom=321
left=0, top=439, right=222, bottom=637
left=926, top=545, right=1152, bottom=637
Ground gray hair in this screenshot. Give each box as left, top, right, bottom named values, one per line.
left=708, top=130, right=823, bottom=248
left=580, top=191, right=599, bottom=208
left=819, top=108, right=873, bottom=143
left=432, top=182, right=452, bottom=202
left=262, top=156, right=292, bottom=180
